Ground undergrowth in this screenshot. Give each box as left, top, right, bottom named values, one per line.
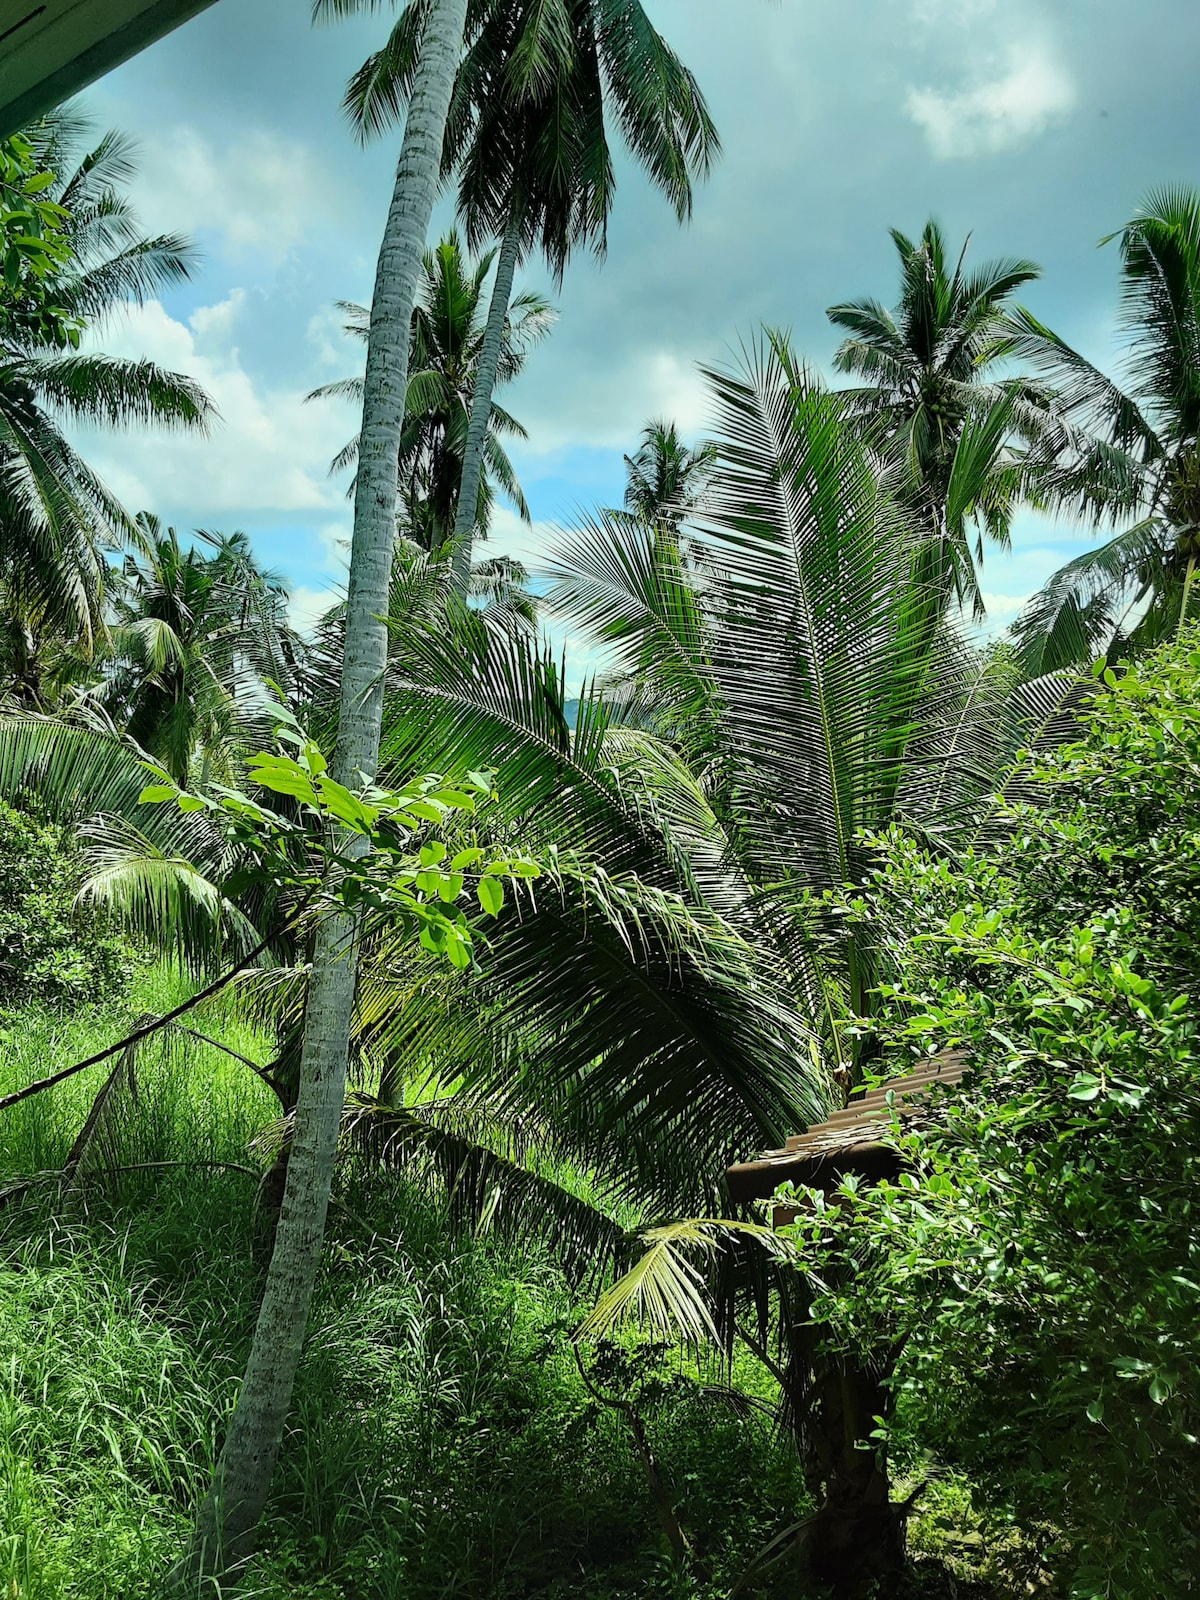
left=0, top=968, right=821, bottom=1600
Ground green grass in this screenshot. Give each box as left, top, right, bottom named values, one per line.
left=0, top=966, right=1018, bottom=1600
left=0, top=967, right=818, bottom=1600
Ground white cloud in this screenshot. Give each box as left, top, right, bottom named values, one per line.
left=306, top=303, right=361, bottom=373
left=289, top=582, right=343, bottom=636
left=978, top=591, right=1030, bottom=624
left=131, top=126, right=344, bottom=264
left=74, top=296, right=359, bottom=523
left=483, top=506, right=562, bottom=572
left=514, top=347, right=712, bottom=457
left=907, top=43, right=1076, bottom=159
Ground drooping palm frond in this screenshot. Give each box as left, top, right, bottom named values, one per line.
left=25, top=355, right=210, bottom=431
left=1111, top=185, right=1200, bottom=447
left=577, top=1218, right=788, bottom=1345
left=1001, top=189, right=1200, bottom=673
left=969, top=668, right=1097, bottom=842
left=0, top=714, right=279, bottom=969
left=60, top=1032, right=142, bottom=1195
left=1011, top=520, right=1169, bottom=677
left=1004, top=306, right=1161, bottom=472
left=546, top=509, right=718, bottom=762
left=340, top=1093, right=632, bottom=1283
left=77, top=815, right=262, bottom=964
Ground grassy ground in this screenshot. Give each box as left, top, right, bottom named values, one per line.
left=0, top=966, right=1026, bottom=1600
left=1, top=966, right=824, bottom=1599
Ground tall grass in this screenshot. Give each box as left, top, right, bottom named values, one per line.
left=0, top=967, right=811, bottom=1600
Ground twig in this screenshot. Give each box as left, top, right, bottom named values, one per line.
left=169, top=1024, right=284, bottom=1096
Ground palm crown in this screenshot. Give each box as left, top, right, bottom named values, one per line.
left=341, top=0, right=719, bottom=273
left=1009, top=186, right=1200, bottom=672
left=308, top=231, right=554, bottom=551
left=623, top=418, right=715, bottom=532
left=104, top=519, right=296, bottom=788
left=828, top=220, right=1048, bottom=618
left=0, top=112, right=211, bottom=700
left=330, top=0, right=719, bottom=583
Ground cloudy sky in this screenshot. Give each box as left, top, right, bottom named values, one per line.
left=78, top=0, right=1200, bottom=649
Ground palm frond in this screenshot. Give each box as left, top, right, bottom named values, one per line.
left=1010, top=520, right=1169, bottom=675
left=577, top=1218, right=787, bottom=1345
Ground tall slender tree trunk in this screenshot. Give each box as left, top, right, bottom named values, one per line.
left=448, top=202, right=524, bottom=594
left=173, top=0, right=469, bottom=1588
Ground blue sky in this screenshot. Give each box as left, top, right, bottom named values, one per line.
left=74, top=0, right=1200, bottom=657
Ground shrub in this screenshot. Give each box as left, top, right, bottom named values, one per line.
left=787, top=630, right=1200, bottom=1599
left=0, top=801, right=132, bottom=1005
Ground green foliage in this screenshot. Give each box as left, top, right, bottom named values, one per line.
left=0, top=963, right=809, bottom=1599
left=0, top=133, right=78, bottom=347
left=784, top=628, right=1200, bottom=1598
left=106, top=519, right=298, bottom=788
left=0, top=115, right=210, bottom=705
left=0, top=800, right=131, bottom=1004
left=140, top=725, right=540, bottom=971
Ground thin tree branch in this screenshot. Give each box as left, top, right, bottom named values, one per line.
left=0, top=895, right=314, bottom=1115
left=169, top=1024, right=285, bottom=1097
left=573, top=1345, right=701, bottom=1573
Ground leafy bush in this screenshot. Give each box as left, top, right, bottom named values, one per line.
left=788, top=630, right=1200, bottom=1599
left=0, top=801, right=132, bottom=1004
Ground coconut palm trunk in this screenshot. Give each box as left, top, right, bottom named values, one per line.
left=448, top=203, right=523, bottom=589
left=175, top=0, right=470, bottom=1586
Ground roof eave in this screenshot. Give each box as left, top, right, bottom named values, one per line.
left=0, top=1, right=220, bottom=140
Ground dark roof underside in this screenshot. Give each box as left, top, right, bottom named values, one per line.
left=0, top=0, right=219, bottom=139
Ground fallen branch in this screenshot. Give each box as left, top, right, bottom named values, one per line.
left=0, top=1158, right=261, bottom=1209
left=0, top=897, right=314, bottom=1115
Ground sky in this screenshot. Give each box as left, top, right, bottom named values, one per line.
left=73, top=0, right=1200, bottom=663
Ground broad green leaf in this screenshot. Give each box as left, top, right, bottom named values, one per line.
left=478, top=876, right=504, bottom=916
left=1067, top=1072, right=1103, bottom=1102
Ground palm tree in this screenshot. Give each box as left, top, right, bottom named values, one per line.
left=0, top=115, right=211, bottom=705
left=344, top=0, right=719, bottom=589
left=174, top=0, right=473, bottom=1583
left=828, top=220, right=1048, bottom=618
left=308, top=231, right=554, bottom=551
left=103, top=518, right=296, bottom=788
left=0, top=336, right=1084, bottom=1588
left=1009, top=186, right=1200, bottom=673
left=623, top=417, right=714, bottom=532
left=339, top=337, right=1083, bottom=1583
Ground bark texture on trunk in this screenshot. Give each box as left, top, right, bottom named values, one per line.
left=174, top=0, right=470, bottom=1587
left=448, top=204, right=523, bottom=593
left=806, top=1354, right=907, bottom=1596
